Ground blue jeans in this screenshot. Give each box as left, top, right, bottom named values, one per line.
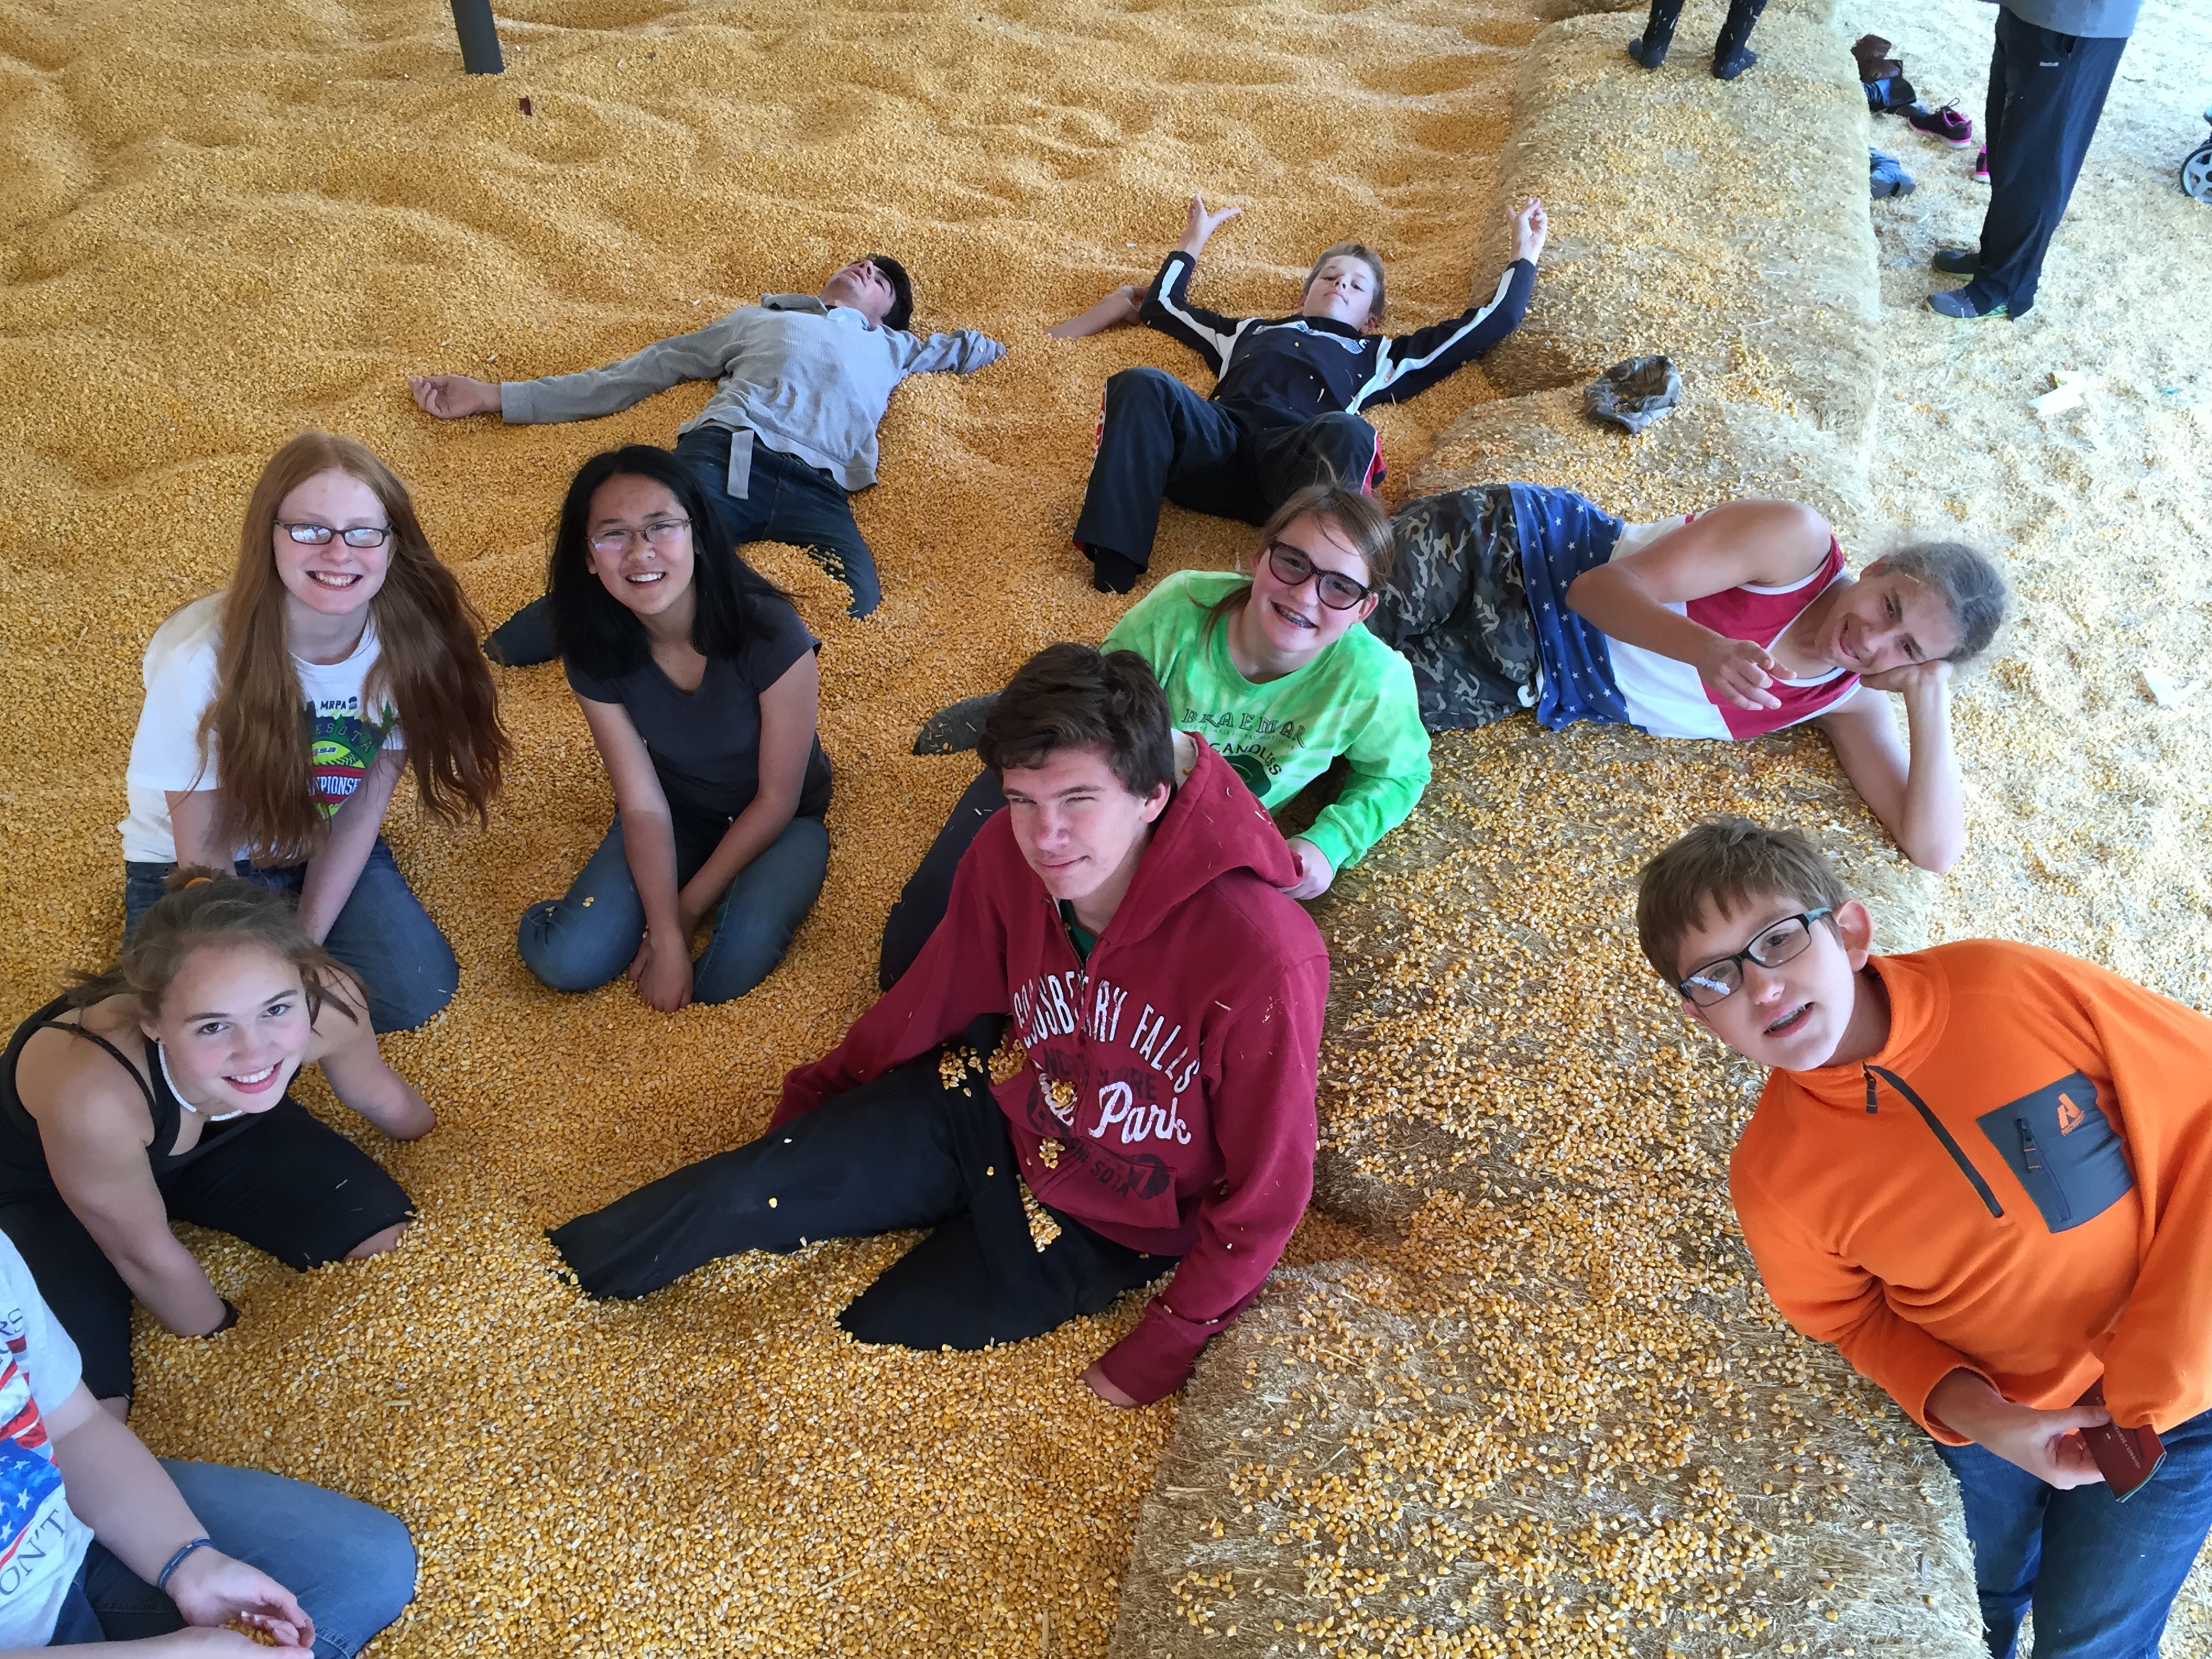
left=122, top=840, right=457, bottom=1033
left=517, top=810, right=829, bottom=1004
left=1936, top=1407, right=2212, bottom=1658
left=675, top=425, right=880, bottom=618
left=50, top=1459, right=415, bottom=1656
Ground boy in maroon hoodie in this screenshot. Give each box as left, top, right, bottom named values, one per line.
left=550, top=643, right=1330, bottom=1406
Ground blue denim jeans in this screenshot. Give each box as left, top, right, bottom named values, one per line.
left=123, top=840, right=457, bottom=1033
left=676, top=425, right=880, bottom=617
left=517, top=809, right=829, bottom=1004
left=1936, top=1407, right=2212, bottom=1658
left=49, top=1459, right=415, bottom=1656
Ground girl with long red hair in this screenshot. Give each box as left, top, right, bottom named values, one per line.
left=118, top=432, right=508, bottom=1031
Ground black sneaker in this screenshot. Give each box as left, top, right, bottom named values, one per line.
left=1931, top=248, right=1980, bottom=276
left=1927, top=289, right=2011, bottom=321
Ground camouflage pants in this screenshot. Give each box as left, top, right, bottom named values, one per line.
left=1368, top=486, right=1538, bottom=732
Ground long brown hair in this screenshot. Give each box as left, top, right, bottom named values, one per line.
left=70, top=867, right=357, bottom=1023
left=205, top=433, right=508, bottom=863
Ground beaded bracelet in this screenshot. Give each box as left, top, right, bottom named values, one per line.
left=156, top=1536, right=214, bottom=1593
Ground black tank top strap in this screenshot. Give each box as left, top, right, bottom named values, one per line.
left=0, top=994, right=184, bottom=1186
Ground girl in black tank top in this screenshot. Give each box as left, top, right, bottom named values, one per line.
left=1, top=871, right=434, bottom=1406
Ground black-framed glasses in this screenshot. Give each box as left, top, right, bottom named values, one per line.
left=281, top=522, right=392, bottom=548
left=1263, top=541, right=1371, bottom=611
left=588, top=517, right=692, bottom=557
left=1677, top=909, right=1834, bottom=1007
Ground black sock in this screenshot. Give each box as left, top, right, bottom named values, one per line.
left=1086, top=546, right=1144, bottom=594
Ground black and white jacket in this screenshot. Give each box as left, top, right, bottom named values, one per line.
left=1138, top=251, right=1536, bottom=427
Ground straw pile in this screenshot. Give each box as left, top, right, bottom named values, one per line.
left=1107, top=8, right=1987, bottom=1655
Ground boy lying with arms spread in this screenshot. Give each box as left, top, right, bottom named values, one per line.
left=1636, top=818, right=2212, bottom=1659
left=1051, top=193, right=1546, bottom=593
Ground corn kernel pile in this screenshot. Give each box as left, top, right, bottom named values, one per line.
left=8, top=0, right=2208, bottom=1651
left=0, top=0, right=1540, bottom=1652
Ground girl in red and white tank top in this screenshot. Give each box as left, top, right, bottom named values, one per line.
left=1565, top=497, right=2005, bottom=873
left=1601, top=512, right=1860, bottom=741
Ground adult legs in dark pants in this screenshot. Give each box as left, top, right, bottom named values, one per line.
left=1073, top=367, right=1380, bottom=592
left=1935, top=1408, right=2212, bottom=1657
left=1937, top=11, right=2128, bottom=319
left=550, top=1040, right=1169, bottom=1349
left=877, top=769, right=1006, bottom=990
left=484, top=424, right=881, bottom=665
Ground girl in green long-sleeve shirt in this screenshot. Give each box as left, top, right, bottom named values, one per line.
left=878, top=483, right=1431, bottom=987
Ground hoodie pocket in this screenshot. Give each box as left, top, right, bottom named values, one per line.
left=1975, top=1071, right=2135, bottom=1235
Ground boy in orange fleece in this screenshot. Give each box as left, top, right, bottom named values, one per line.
left=1635, top=818, right=2212, bottom=1659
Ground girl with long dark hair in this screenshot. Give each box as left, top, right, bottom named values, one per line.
left=119, top=432, right=508, bottom=1031
left=516, top=445, right=833, bottom=1012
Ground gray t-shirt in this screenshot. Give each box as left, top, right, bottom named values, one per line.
left=1994, top=0, right=2141, bottom=38
left=566, top=600, right=833, bottom=823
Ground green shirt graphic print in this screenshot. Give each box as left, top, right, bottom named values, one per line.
left=310, top=701, right=399, bottom=819
left=1102, top=569, right=1431, bottom=873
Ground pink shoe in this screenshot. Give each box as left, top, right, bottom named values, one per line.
left=1908, top=101, right=1975, bottom=147
left=1972, top=144, right=1990, bottom=184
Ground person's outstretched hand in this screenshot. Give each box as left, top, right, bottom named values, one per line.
left=1179, top=195, right=1242, bottom=257
left=407, top=373, right=502, bottom=419
left=1510, top=197, right=1549, bottom=266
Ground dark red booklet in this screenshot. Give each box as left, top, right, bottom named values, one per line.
left=2076, top=1380, right=2166, bottom=1501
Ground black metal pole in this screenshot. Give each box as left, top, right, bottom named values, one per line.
left=450, top=0, right=504, bottom=73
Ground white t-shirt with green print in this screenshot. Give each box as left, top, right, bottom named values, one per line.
left=119, top=593, right=403, bottom=863
left=1103, top=569, right=1431, bottom=874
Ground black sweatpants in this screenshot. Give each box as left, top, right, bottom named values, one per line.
left=549, top=1030, right=1170, bottom=1351
left=0, top=1100, right=413, bottom=1400
left=1965, top=8, right=2128, bottom=316
left=1071, top=367, right=1381, bottom=580
left=877, top=769, right=1006, bottom=991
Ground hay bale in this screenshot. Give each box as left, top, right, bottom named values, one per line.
left=1308, top=718, right=1933, bottom=1233
left=1108, top=4, right=1984, bottom=1654
left=1461, top=8, right=1878, bottom=521
left=1112, top=1256, right=1977, bottom=1659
